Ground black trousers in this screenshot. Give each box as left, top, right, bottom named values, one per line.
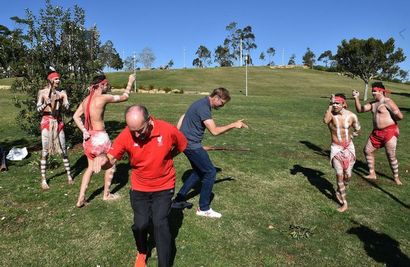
left=130, top=189, right=173, bottom=267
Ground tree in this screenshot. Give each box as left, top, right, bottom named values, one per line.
left=266, top=47, right=275, bottom=66
left=139, top=47, right=156, bottom=68
left=98, top=40, right=123, bottom=70
left=123, top=55, right=138, bottom=71
left=333, top=37, right=406, bottom=100
left=318, top=50, right=333, bottom=67
left=288, top=54, right=296, bottom=65
left=259, top=52, right=265, bottom=64
left=192, top=45, right=211, bottom=68
left=11, top=0, right=103, bottom=141
left=167, top=59, right=174, bottom=69
left=223, top=22, right=257, bottom=66
left=192, top=58, right=202, bottom=68
left=398, top=69, right=408, bottom=81
left=0, top=25, right=27, bottom=78
left=214, top=45, right=233, bottom=67
left=302, top=48, right=316, bottom=68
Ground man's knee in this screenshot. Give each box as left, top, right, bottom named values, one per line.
left=132, top=220, right=150, bottom=232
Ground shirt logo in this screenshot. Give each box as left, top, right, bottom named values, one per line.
left=134, top=143, right=139, bottom=147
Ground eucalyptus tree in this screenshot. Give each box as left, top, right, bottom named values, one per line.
left=214, top=45, right=233, bottom=67
left=139, top=47, right=156, bottom=69
left=333, top=37, right=406, bottom=100
left=288, top=54, right=296, bottom=65
left=266, top=47, right=275, bottom=66
left=259, top=52, right=265, bottom=64
left=192, top=45, right=211, bottom=68
left=318, top=50, right=333, bottom=67
left=223, top=22, right=257, bottom=66
left=302, top=48, right=316, bottom=68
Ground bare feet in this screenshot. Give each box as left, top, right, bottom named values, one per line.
left=337, top=204, right=348, bottom=212
left=76, top=199, right=88, bottom=208
left=103, top=193, right=120, bottom=201
left=41, top=180, right=50, bottom=190
left=364, top=174, right=377, bottom=180
left=394, top=178, right=403, bottom=185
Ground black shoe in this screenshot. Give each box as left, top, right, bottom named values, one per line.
left=171, top=200, right=193, bottom=209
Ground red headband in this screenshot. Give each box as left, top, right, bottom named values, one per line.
left=90, top=79, right=108, bottom=91
left=372, top=87, right=386, bottom=92
left=372, top=87, right=391, bottom=95
left=334, top=96, right=345, bottom=104
left=47, top=72, right=60, bottom=81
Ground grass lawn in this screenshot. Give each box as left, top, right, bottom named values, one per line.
left=1, top=67, right=409, bottom=266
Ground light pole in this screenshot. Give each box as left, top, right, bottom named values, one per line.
left=133, top=51, right=137, bottom=92
left=245, top=52, right=248, bottom=96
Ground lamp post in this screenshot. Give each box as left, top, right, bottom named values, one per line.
left=133, top=51, right=136, bottom=92
left=245, top=52, right=248, bottom=96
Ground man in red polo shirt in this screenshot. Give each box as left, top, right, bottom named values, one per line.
left=95, top=105, right=187, bottom=267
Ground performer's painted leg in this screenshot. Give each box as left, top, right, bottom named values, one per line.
left=76, top=157, right=93, bottom=208
left=333, top=159, right=348, bottom=212
left=59, top=131, right=73, bottom=184
left=103, top=165, right=119, bottom=201
left=40, top=129, right=50, bottom=190
left=364, top=139, right=377, bottom=179
left=385, top=137, right=402, bottom=185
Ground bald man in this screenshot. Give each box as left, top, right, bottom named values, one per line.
left=95, top=105, right=187, bottom=267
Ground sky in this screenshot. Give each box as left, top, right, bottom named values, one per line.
left=1, top=0, right=409, bottom=71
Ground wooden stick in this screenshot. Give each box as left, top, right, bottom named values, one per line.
left=203, top=146, right=251, bottom=151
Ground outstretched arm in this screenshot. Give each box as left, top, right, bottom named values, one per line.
left=352, top=90, right=371, bottom=113
left=93, top=153, right=117, bottom=173
left=204, top=118, right=248, bottom=136
left=106, top=74, right=135, bottom=103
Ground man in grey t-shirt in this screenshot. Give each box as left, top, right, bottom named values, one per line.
left=172, top=87, right=248, bottom=218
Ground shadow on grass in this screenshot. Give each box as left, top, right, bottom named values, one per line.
left=45, top=154, right=87, bottom=184
left=348, top=220, right=410, bottom=266
left=86, top=162, right=130, bottom=203
left=290, top=164, right=339, bottom=204
left=300, top=140, right=410, bottom=209
left=391, top=91, right=410, bottom=98
left=0, top=138, right=41, bottom=152
left=179, top=167, right=235, bottom=202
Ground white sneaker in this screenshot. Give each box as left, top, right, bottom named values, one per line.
left=196, top=208, right=222, bottom=218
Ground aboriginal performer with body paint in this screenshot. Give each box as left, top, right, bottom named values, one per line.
left=37, top=70, right=73, bottom=190
left=353, top=82, right=404, bottom=185
left=73, top=73, right=135, bottom=207
left=323, top=93, right=361, bottom=212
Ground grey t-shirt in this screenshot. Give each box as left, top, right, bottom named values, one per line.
left=180, top=97, right=212, bottom=149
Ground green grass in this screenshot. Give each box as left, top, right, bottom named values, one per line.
left=1, top=67, right=409, bottom=266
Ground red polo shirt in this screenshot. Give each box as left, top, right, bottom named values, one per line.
left=108, top=118, right=187, bottom=192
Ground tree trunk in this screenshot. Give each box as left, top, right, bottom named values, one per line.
left=363, top=81, right=369, bottom=101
